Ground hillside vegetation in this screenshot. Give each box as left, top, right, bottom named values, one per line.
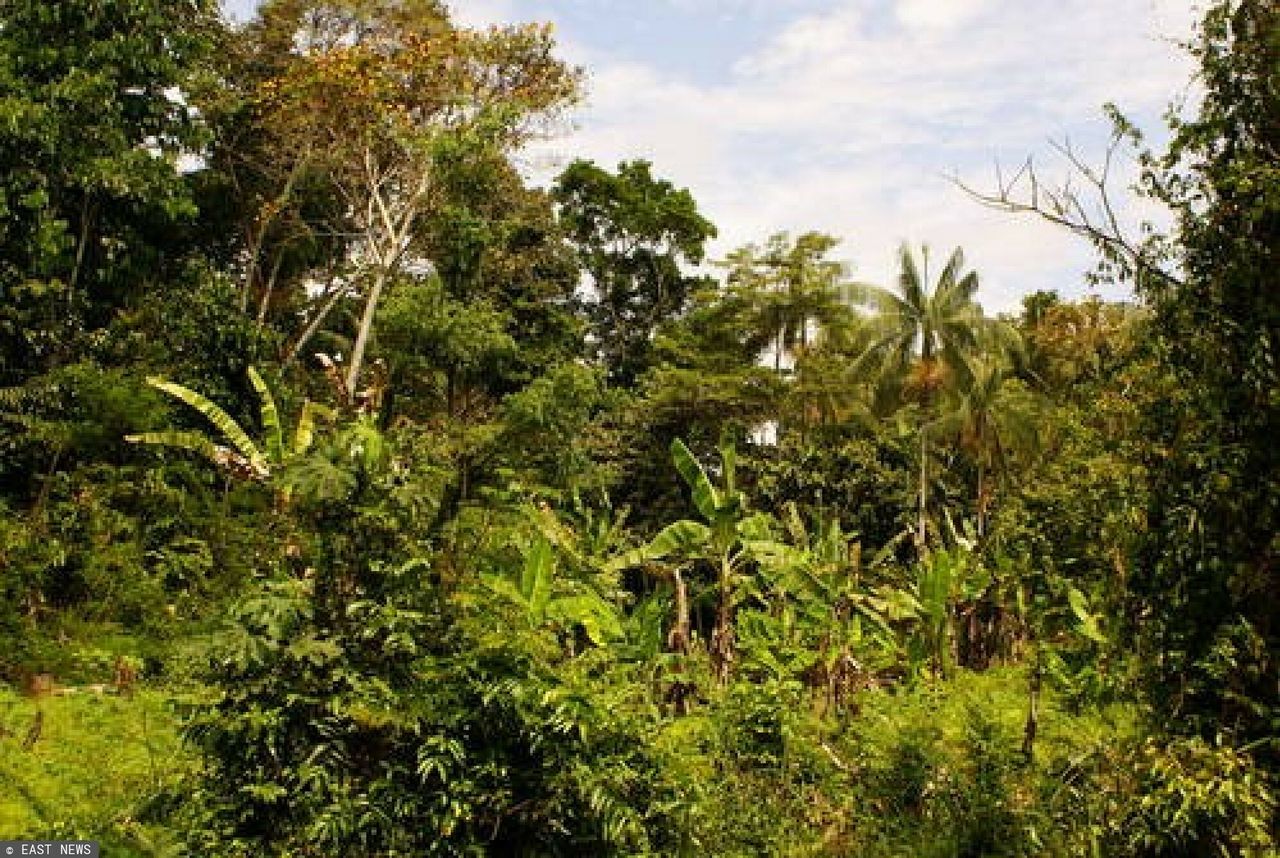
left=0, top=1, right=1276, bottom=854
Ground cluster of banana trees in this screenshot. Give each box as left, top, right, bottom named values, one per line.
left=595, top=439, right=1036, bottom=705
left=126, top=367, right=330, bottom=486
left=126, top=368, right=1056, bottom=712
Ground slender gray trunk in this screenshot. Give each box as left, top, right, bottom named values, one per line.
left=345, top=267, right=389, bottom=393
left=284, top=283, right=349, bottom=368
left=255, top=254, right=285, bottom=332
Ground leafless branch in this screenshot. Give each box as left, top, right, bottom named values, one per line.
left=950, top=132, right=1183, bottom=290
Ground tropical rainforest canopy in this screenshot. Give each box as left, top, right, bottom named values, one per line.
left=0, top=0, right=1276, bottom=854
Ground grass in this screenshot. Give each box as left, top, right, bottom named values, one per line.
left=0, top=686, right=189, bottom=854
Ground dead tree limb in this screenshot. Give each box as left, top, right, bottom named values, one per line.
left=950, top=130, right=1184, bottom=292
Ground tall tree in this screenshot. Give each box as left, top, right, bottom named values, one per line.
left=936, top=358, right=1044, bottom=537
left=553, top=159, right=717, bottom=387
left=959, top=0, right=1278, bottom=751
left=1133, top=0, right=1280, bottom=747
left=0, top=0, right=219, bottom=381
left=248, top=0, right=580, bottom=392
left=721, top=232, right=853, bottom=374
left=852, top=245, right=1009, bottom=552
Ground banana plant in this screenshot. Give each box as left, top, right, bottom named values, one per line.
left=127, top=367, right=329, bottom=481
left=523, top=493, right=632, bottom=573
left=911, top=548, right=961, bottom=679
left=749, top=505, right=902, bottom=707
left=484, top=534, right=623, bottom=650
left=609, top=438, right=783, bottom=684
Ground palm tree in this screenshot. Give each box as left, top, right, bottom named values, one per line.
left=937, top=357, right=1044, bottom=537
left=850, top=244, right=1014, bottom=553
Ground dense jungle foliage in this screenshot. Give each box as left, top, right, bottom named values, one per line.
left=0, top=0, right=1276, bottom=854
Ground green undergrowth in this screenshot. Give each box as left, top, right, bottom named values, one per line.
left=682, top=666, right=1273, bottom=856
left=671, top=665, right=1150, bottom=856
left=0, top=666, right=1268, bottom=857
left=4, top=618, right=222, bottom=689
left=837, top=667, right=1146, bottom=856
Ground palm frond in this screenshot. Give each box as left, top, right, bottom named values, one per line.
left=897, top=243, right=926, bottom=311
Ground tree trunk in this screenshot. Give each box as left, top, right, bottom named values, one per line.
left=667, top=567, right=691, bottom=654
left=1022, top=647, right=1042, bottom=761
left=255, top=253, right=286, bottom=333
left=917, top=424, right=929, bottom=556
left=285, top=280, right=350, bottom=368
left=710, top=562, right=735, bottom=684
left=346, top=267, right=389, bottom=393
left=976, top=462, right=987, bottom=538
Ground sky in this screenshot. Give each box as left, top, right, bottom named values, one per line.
left=222, top=0, right=1200, bottom=313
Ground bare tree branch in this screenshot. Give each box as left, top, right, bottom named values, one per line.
left=949, top=131, right=1183, bottom=291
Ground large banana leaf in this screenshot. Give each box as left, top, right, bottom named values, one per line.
left=248, top=367, right=284, bottom=464
left=916, top=553, right=954, bottom=622
left=146, top=377, right=267, bottom=475
left=548, top=593, right=624, bottom=645
left=521, top=536, right=555, bottom=620
left=125, top=430, right=226, bottom=469
left=292, top=400, right=331, bottom=458
left=607, top=520, right=711, bottom=571
left=736, top=512, right=777, bottom=542
left=670, top=438, right=719, bottom=521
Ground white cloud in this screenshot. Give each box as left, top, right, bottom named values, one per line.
left=895, top=0, right=991, bottom=32
left=215, top=0, right=1193, bottom=311
left=734, top=6, right=865, bottom=75
left=447, top=0, right=519, bottom=27
left=518, top=0, right=1198, bottom=313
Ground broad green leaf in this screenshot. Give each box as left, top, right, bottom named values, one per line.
left=248, top=366, right=284, bottom=464
left=875, top=586, right=923, bottom=621
left=292, top=400, right=331, bottom=458
left=737, top=512, right=776, bottom=542
left=126, top=430, right=224, bottom=467
left=719, top=439, right=737, bottom=496
left=608, top=520, right=710, bottom=570
left=1067, top=586, right=1090, bottom=620
left=147, top=377, right=267, bottom=475
left=522, top=536, right=555, bottom=619
left=670, top=438, right=719, bottom=520
left=549, top=594, right=624, bottom=645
